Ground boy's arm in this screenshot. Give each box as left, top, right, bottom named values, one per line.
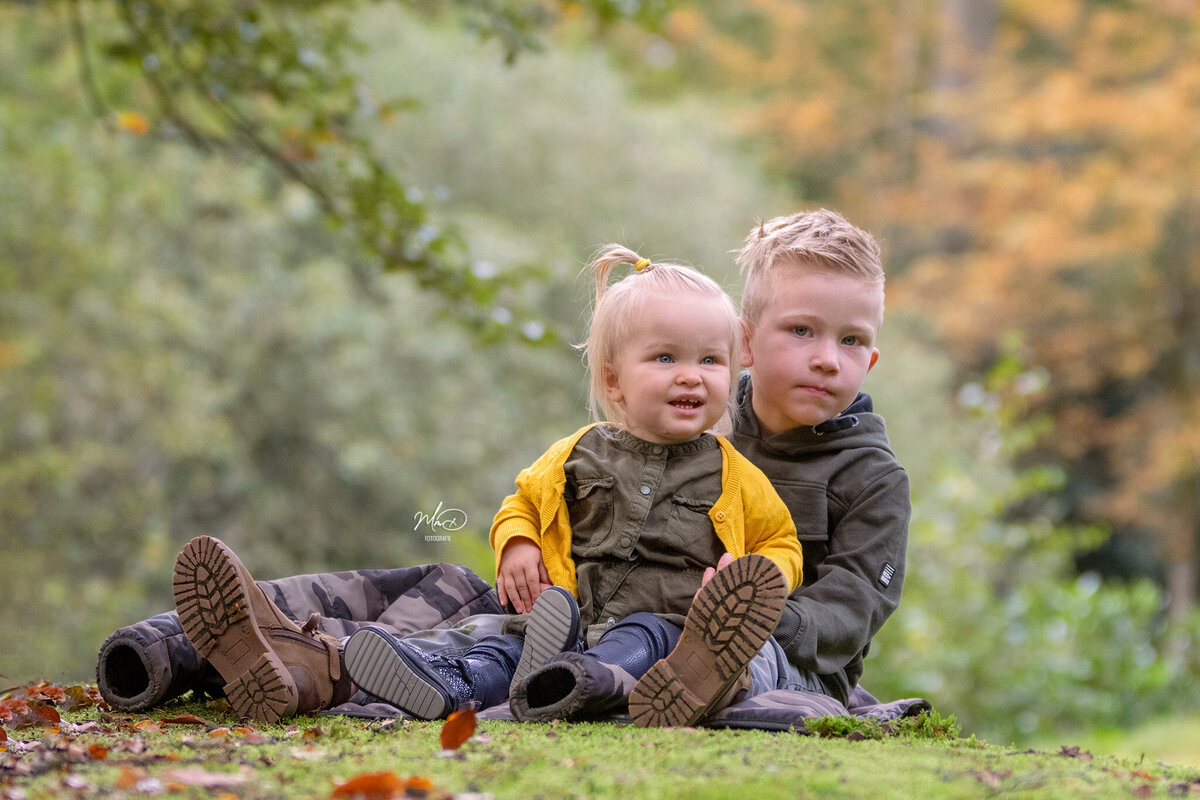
left=772, top=468, right=910, bottom=677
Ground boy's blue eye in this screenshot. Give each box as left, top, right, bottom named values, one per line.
left=656, top=354, right=674, bottom=363
left=793, top=326, right=810, bottom=337
left=842, top=336, right=859, bottom=346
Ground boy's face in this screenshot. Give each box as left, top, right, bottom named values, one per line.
left=741, top=264, right=881, bottom=433
left=605, top=292, right=733, bottom=444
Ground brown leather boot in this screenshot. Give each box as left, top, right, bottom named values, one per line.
left=629, top=553, right=785, bottom=728
left=172, top=536, right=353, bottom=723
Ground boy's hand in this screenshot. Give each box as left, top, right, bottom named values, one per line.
left=695, top=552, right=735, bottom=598
left=497, top=538, right=552, bottom=614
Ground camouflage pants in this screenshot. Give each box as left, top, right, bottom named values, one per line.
left=260, top=562, right=502, bottom=641
left=97, top=562, right=503, bottom=711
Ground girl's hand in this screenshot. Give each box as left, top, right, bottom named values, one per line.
left=497, top=538, right=552, bottom=614
left=695, top=552, right=735, bottom=598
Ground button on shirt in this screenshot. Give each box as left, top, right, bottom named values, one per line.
left=563, top=426, right=725, bottom=644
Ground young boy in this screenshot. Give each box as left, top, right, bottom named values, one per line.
left=723, top=208, right=908, bottom=706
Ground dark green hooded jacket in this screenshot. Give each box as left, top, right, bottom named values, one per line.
left=731, top=375, right=910, bottom=704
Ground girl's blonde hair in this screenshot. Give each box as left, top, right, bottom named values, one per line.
left=579, top=244, right=740, bottom=426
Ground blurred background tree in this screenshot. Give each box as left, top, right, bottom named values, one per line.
left=640, top=0, right=1200, bottom=621
left=3, top=0, right=1200, bottom=745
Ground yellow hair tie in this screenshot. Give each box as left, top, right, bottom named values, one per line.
left=634, top=258, right=652, bottom=272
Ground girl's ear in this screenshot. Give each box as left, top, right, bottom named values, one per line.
left=738, top=319, right=755, bottom=368
left=603, top=364, right=623, bottom=404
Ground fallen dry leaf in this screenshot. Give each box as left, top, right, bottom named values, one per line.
left=161, top=767, right=251, bottom=788
left=1059, top=745, right=1093, bottom=759
left=331, top=770, right=406, bottom=799
left=87, top=744, right=108, bottom=760
left=290, top=746, right=329, bottom=760
left=116, top=765, right=147, bottom=790
left=33, top=705, right=60, bottom=725
left=162, top=713, right=208, bottom=726
left=439, top=708, right=476, bottom=751
left=972, top=768, right=1012, bottom=787
left=405, top=775, right=434, bottom=792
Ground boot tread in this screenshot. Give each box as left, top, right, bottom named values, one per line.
left=629, top=554, right=786, bottom=728
left=344, top=628, right=452, bottom=721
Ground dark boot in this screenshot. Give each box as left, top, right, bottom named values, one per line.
left=630, top=553, right=787, bottom=728
left=173, top=536, right=353, bottom=723
left=509, top=611, right=680, bottom=722
left=96, top=612, right=223, bottom=712
left=511, top=587, right=582, bottom=688
left=344, top=626, right=521, bottom=719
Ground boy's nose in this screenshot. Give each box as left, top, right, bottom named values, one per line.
left=811, top=339, right=839, bottom=371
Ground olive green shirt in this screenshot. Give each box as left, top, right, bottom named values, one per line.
left=564, top=426, right=725, bottom=645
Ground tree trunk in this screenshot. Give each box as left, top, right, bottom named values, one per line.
left=930, top=0, right=998, bottom=147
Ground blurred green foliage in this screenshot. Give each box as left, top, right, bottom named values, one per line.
left=867, top=342, right=1200, bottom=743
left=0, top=3, right=780, bottom=682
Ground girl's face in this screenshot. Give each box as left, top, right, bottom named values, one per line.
left=603, top=292, right=734, bottom=444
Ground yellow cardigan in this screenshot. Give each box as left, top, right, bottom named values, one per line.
left=489, top=424, right=802, bottom=596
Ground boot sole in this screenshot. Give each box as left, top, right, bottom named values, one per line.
left=512, top=587, right=580, bottom=688
left=344, top=627, right=453, bottom=720
left=173, top=536, right=298, bottom=724
left=629, top=554, right=786, bottom=728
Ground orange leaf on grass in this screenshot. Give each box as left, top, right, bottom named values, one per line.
left=33, top=705, right=61, bottom=725
left=439, top=708, right=476, bottom=750
left=87, top=744, right=108, bottom=760
left=1, top=727, right=7, bottom=742
left=331, top=770, right=406, bottom=799
left=116, top=766, right=147, bottom=790
left=405, top=776, right=434, bottom=792
left=162, top=714, right=208, bottom=726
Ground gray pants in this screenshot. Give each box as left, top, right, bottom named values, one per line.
left=747, top=637, right=825, bottom=696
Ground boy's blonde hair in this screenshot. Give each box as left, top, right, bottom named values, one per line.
left=737, top=209, right=885, bottom=326
left=581, top=244, right=740, bottom=426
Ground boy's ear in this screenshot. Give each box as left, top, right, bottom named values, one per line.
left=738, top=319, right=755, bottom=368
left=868, top=348, right=880, bottom=371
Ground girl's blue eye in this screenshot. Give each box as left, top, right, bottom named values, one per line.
left=701, top=356, right=717, bottom=365
left=656, top=354, right=673, bottom=363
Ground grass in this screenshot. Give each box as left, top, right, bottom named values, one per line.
left=1033, top=714, right=1200, bottom=769
left=4, top=696, right=1200, bottom=799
